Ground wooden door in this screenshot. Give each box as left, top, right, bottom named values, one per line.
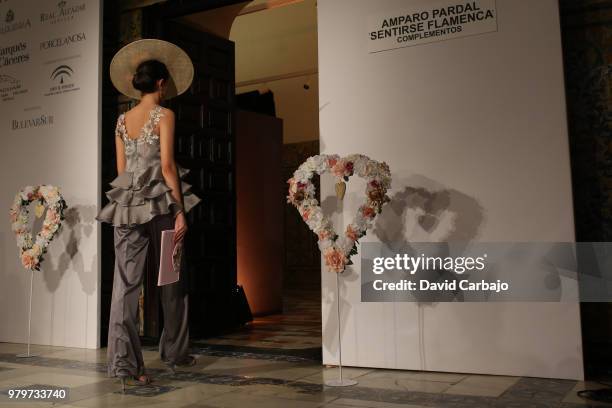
left=99, top=0, right=125, bottom=347
left=141, top=20, right=238, bottom=338
left=282, top=142, right=321, bottom=291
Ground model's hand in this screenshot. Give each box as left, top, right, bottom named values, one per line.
left=174, top=211, right=188, bottom=244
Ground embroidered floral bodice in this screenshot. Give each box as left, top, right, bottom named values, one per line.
left=116, top=104, right=164, bottom=171
left=95, top=104, right=201, bottom=227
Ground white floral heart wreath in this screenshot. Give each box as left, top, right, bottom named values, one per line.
left=9, top=185, right=67, bottom=271
left=287, top=154, right=392, bottom=273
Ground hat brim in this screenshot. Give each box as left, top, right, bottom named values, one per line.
left=110, top=39, right=194, bottom=100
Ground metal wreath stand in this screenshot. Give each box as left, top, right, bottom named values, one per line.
left=325, top=181, right=357, bottom=387
left=16, top=268, right=37, bottom=358
left=12, top=188, right=66, bottom=359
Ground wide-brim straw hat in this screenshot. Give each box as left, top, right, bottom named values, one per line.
left=110, top=39, right=194, bottom=100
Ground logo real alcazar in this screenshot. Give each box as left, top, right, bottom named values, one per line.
left=41, top=0, right=86, bottom=25
left=0, top=8, right=31, bottom=35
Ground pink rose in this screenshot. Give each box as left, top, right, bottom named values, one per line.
left=21, top=253, right=38, bottom=270
left=324, top=247, right=347, bottom=273
left=332, top=162, right=345, bottom=178
left=287, top=179, right=306, bottom=204
left=361, top=206, right=376, bottom=219
left=317, top=229, right=333, bottom=241
left=346, top=225, right=359, bottom=241
left=332, top=160, right=355, bottom=178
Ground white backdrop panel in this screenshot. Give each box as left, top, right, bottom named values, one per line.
left=317, top=0, right=583, bottom=380
left=0, top=0, right=101, bottom=349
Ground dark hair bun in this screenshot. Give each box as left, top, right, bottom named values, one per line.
left=132, top=59, right=169, bottom=94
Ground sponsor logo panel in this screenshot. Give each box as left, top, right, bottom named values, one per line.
left=0, top=8, right=31, bottom=35
left=40, top=32, right=86, bottom=50
left=41, top=0, right=87, bottom=25
left=0, top=74, right=28, bottom=101
left=44, top=63, right=80, bottom=96
left=11, top=112, right=54, bottom=131
left=0, top=41, right=29, bottom=68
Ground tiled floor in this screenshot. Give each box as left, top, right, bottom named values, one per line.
left=0, top=291, right=607, bottom=407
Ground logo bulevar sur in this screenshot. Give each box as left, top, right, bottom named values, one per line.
left=12, top=113, right=54, bottom=131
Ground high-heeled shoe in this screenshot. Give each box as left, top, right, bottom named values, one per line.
left=177, top=355, right=197, bottom=367
left=118, top=374, right=151, bottom=393
left=165, top=355, right=196, bottom=374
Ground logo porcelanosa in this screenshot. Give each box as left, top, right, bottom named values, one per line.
left=41, top=0, right=86, bottom=25
left=40, top=32, right=86, bottom=50
left=0, top=8, right=31, bottom=35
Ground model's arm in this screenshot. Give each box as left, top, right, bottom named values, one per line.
left=159, top=109, right=184, bottom=208
left=159, top=109, right=188, bottom=243
left=115, top=121, right=126, bottom=175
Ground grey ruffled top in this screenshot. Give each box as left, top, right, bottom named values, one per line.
left=96, top=105, right=201, bottom=227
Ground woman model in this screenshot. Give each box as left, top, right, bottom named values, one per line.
left=95, top=39, right=201, bottom=389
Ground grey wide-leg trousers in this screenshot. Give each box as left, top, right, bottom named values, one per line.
left=107, top=213, right=190, bottom=378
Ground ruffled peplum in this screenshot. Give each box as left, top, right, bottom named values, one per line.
left=96, top=163, right=201, bottom=227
